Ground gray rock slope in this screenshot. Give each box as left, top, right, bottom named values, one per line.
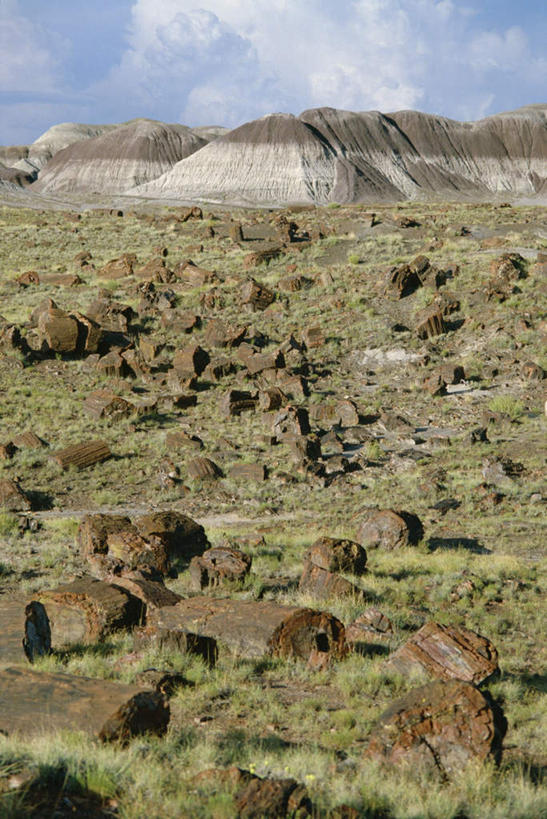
left=133, top=105, right=547, bottom=204
left=33, top=120, right=207, bottom=195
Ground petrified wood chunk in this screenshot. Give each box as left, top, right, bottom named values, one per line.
left=384, top=264, right=422, bottom=298
left=37, top=305, right=79, bottom=353
left=173, top=343, right=210, bottom=377
left=189, top=546, right=252, bottom=590
left=386, top=622, right=499, bottom=684
left=84, top=389, right=136, bottom=420
left=134, top=624, right=218, bottom=666
left=135, top=511, right=209, bottom=564
left=416, top=309, right=446, bottom=339
left=108, top=575, right=182, bottom=615
left=228, top=463, right=266, bottom=482
left=51, top=439, right=112, bottom=470
left=220, top=389, right=258, bottom=417
left=272, top=406, right=310, bottom=438
left=305, top=537, right=367, bottom=575
left=357, top=509, right=423, bottom=550
left=0, top=478, right=32, bottom=511
left=187, top=456, right=222, bottom=480
left=364, top=680, right=506, bottom=776
left=29, top=577, right=143, bottom=651
left=145, top=598, right=346, bottom=664
left=0, top=667, right=169, bottom=741
left=258, top=387, right=286, bottom=411
left=298, top=562, right=363, bottom=600
left=241, top=278, right=276, bottom=310
left=194, top=767, right=311, bottom=818
left=346, top=608, right=394, bottom=647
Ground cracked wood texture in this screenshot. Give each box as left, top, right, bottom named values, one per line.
left=146, top=597, right=347, bottom=663
left=386, top=621, right=499, bottom=684
left=365, top=679, right=505, bottom=776
left=0, top=667, right=169, bottom=741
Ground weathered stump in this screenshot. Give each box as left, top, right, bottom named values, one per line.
left=145, top=598, right=347, bottom=665
left=364, top=680, right=506, bottom=776
left=386, top=622, right=499, bottom=684
left=0, top=667, right=169, bottom=741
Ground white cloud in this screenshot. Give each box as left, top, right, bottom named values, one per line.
left=101, top=0, right=545, bottom=127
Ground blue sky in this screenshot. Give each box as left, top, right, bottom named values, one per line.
left=1, top=0, right=546, bottom=144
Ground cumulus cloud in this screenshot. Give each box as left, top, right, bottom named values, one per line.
left=98, top=0, right=545, bottom=127
left=1, top=0, right=546, bottom=143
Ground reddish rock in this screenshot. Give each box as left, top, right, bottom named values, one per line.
left=299, top=562, right=363, bottom=599
left=364, top=680, right=506, bottom=776
left=386, top=622, right=499, bottom=684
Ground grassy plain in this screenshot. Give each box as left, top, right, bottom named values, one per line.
left=0, top=199, right=545, bottom=817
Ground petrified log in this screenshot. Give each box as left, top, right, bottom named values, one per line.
left=189, top=546, right=252, bottom=590
left=302, top=326, right=325, bottom=349
left=364, top=680, right=506, bottom=776
left=298, top=562, right=363, bottom=600
left=386, top=622, right=499, bottom=684
left=0, top=478, right=32, bottom=511
left=51, top=439, right=112, bottom=470
left=98, top=253, right=136, bottom=279
left=29, top=577, right=143, bottom=651
left=203, top=319, right=247, bottom=349
left=357, top=509, right=423, bottom=549
left=384, top=264, right=422, bottom=298
left=0, top=667, right=169, bottom=741
left=96, top=350, right=131, bottom=378
left=84, top=389, right=136, bottom=420
left=346, top=608, right=394, bottom=645
left=245, top=350, right=285, bottom=376
left=241, top=278, right=276, bottom=310
left=305, top=537, right=367, bottom=575
left=258, top=387, right=286, bottom=411
left=145, top=598, right=346, bottom=664
left=37, top=305, right=79, bottom=353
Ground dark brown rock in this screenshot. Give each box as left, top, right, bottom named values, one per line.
left=0, top=479, right=32, bottom=511
left=194, top=767, right=311, bottom=818
left=220, top=389, right=258, bottom=416
left=357, top=509, right=424, bottom=549
left=384, top=264, right=422, bottom=298
left=364, top=680, right=506, bottom=776
left=187, top=456, right=223, bottom=480
left=228, top=463, right=267, bottom=482
left=241, top=278, right=276, bottom=310
left=189, top=546, right=252, bottom=590
left=173, top=343, right=210, bottom=377
left=84, top=389, right=136, bottom=420
left=345, top=608, right=394, bottom=646
left=305, top=537, right=367, bottom=575
left=416, top=309, right=446, bottom=339
left=386, top=621, right=499, bottom=684
left=272, top=406, right=310, bottom=438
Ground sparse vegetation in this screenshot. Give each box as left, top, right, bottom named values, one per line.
left=0, top=200, right=545, bottom=817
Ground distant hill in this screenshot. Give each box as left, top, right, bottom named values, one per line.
left=134, top=105, right=547, bottom=205
left=33, top=120, right=208, bottom=195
